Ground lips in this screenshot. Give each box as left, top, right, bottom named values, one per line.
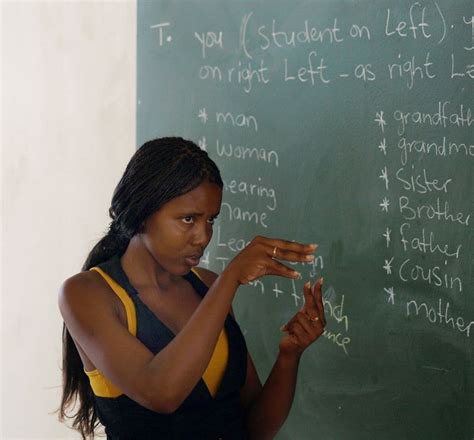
left=184, top=254, right=202, bottom=266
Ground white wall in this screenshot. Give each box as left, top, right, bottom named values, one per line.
left=1, top=1, right=136, bottom=438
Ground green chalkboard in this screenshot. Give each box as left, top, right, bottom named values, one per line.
left=137, top=1, right=473, bottom=438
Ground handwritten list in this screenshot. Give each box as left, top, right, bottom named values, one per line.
left=138, top=2, right=473, bottom=435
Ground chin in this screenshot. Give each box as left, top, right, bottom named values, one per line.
left=172, top=263, right=193, bottom=276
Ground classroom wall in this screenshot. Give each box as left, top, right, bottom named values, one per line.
left=1, top=2, right=136, bottom=438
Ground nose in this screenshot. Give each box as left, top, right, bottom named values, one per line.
left=192, top=221, right=213, bottom=248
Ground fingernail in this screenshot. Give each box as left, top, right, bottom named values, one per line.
left=305, top=255, right=315, bottom=261
left=320, top=277, right=324, bottom=285
left=293, top=271, right=301, bottom=279
left=280, top=324, right=287, bottom=332
left=309, top=243, right=318, bottom=249
left=304, top=281, right=310, bottom=288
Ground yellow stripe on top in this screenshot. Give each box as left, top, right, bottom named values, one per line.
left=191, top=268, right=229, bottom=398
left=83, top=266, right=138, bottom=398
left=91, top=267, right=137, bottom=336
left=202, top=328, right=229, bottom=397
left=83, top=266, right=229, bottom=399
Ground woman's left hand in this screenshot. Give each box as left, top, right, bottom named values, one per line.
left=279, top=278, right=326, bottom=358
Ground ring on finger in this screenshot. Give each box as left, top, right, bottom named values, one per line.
left=309, top=315, right=320, bottom=322
left=272, top=246, right=278, bottom=258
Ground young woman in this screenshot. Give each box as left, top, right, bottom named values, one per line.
left=58, top=137, right=326, bottom=439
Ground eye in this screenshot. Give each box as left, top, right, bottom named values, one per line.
left=207, top=216, right=218, bottom=225
left=182, top=216, right=194, bottom=224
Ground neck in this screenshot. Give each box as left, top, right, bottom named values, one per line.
left=120, top=235, right=178, bottom=292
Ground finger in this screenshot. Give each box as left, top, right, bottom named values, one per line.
left=312, top=277, right=326, bottom=327
left=282, top=311, right=319, bottom=337
left=270, top=245, right=317, bottom=264
left=265, top=259, right=301, bottom=280
left=301, top=281, right=319, bottom=319
left=282, top=282, right=319, bottom=332
left=257, top=237, right=317, bottom=256
left=280, top=312, right=298, bottom=333
left=285, top=315, right=324, bottom=352
left=288, top=320, right=313, bottom=346
left=280, top=308, right=300, bottom=331
left=295, top=311, right=324, bottom=339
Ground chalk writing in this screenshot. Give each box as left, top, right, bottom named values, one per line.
left=463, top=15, right=474, bottom=51
left=199, top=59, right=270, bottom=93
left=398, top=258, right=463, bottom=292
left=220, top=202, right=268, bottom=227
left=384, top=4, right=432, bottom=40
left=393, top=102, right=473, bottom=136
left=216, top=111, right=258, bottom=131
left=450, top=53, right=474, bottom=78
left=373, top=96, right=470, bottom=348
left=399, top=223, right=462, bottom=258
left=216, top=225, right=250, bottom=253
left=222, top=178, right=277, bottom=211
left=150, top=22, right=172, bottom=46
left=194, top=30, right=223, bottom=59
left=395, top=166, right=452, bottom=194
left=398, top=136, right=474, bottom=166
left=216, top=139, right=279, bottom=167
left=406, top=297, right=473, bottom=337
left=387, top=52, right=436, bottom=89
left=323, top=289, right=352, bottom=355
left=241, top=14, right=344, bottom=58
left=398, top=196, right=470, bottom=226
left=146, top=1, right=472, bottom=354
left=283, top=51, right=330, bottom=84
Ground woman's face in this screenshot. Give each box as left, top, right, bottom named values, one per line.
left=141, top=181, right=222, bottom=275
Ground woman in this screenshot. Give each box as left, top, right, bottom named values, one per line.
left=58, top=137, right=326, bottom=439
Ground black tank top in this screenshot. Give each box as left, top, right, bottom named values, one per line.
left=91, top=254, right=249, bottom=439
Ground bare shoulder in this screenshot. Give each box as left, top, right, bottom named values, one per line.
left=193, top=267, right=219, bottom=288
left=58, top=269, right=120, bottom=323
left=58, top=270, right=165, bottom=411
left=60, top=270, right=109, bottom=304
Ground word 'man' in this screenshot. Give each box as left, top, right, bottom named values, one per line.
left=216, top=111, right=258, bottom=131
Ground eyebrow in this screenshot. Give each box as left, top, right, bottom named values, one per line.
left=178, top=211, right=220, bottom=217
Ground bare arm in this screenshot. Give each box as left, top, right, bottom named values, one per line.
left=241, top=279, right=326, bottom=439
left=243, top=352, right=300, bottom=440
left=59, top=268, right=239, bottom=413
left=59, top=237, right=315, bottom=413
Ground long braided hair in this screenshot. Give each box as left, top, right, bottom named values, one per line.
left=57, top=137, right=223, bottom=439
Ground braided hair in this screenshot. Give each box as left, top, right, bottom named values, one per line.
left=58, top=137, right=223, bottom=439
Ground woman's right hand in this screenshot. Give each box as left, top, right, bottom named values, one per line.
left=223, top=235, right=317, bottom=285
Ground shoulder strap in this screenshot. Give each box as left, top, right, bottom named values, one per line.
left=90, top=266, right=137, bottom=337
left=191, top=267, right=203, bottom=281
left=186, top=268, right=210, bottom=298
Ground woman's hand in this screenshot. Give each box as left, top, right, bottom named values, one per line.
left=279, top=278, right=326, bottom=359
left=224, top=236, right=317, bottom=285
